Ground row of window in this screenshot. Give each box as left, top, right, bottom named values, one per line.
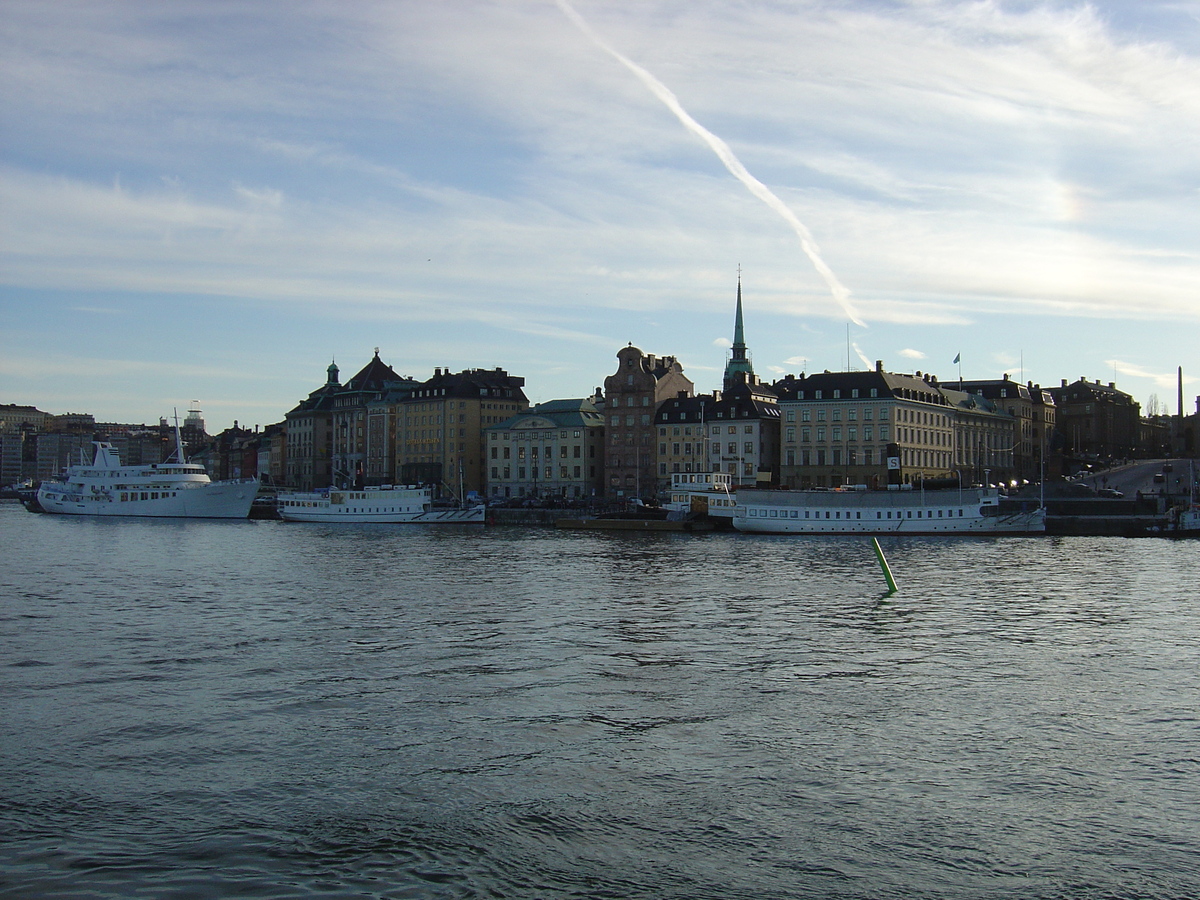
left=490, top=465, right=593, bottom=481
left=745, top=507, right=968, bottom=520
left=785, top=406, right=891, bottom=423
left=491, top=445, right=589, bottom=460
left=490, top=430, right=585, bottom=441
left=786, top=426, right=892, bottom=443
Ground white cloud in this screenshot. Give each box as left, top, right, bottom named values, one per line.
left=899, top=348, right=927, bottom=360
left=2, top=1, right=1199, bottom=428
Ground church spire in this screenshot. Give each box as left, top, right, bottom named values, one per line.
left=723, top=268, right=754, bottom=392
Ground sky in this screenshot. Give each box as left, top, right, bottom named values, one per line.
left=2, top=0, right=1198, bottom=432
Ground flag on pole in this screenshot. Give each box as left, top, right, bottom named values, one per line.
left=953, top=353, right=960, bottom=364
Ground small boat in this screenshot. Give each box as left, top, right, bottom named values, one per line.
left=36, top=441, right=257, bottom=519
left=732, top=484, right=1045, bottom=535
left=276, top=484, right=485, bottom=524
left=555, top=497, right=713, bottom=531
left=1169, top=504, right=1200, bottom=537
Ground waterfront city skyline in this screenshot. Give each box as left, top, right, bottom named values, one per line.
left=2, top=1, right=1198, bottom=432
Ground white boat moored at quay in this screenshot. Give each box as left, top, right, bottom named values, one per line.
left=276, top=485, right=486, bottom=524
left=664, top=471, right=738, bottom=526
left=732, top=485, right=1045, bottom=535
left=36, top=441, right=257, bottom=519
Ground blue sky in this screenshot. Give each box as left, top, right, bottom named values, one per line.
left=3, top=0, right=1198, bottom=431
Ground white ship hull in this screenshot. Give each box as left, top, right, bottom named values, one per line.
left=38, top=480, right=257, bottom=518
left=733, top=487, right=1045, bottom=535
left=277, top=486, right=486, bottom=524
left=36, top=441, right=256, bottom=520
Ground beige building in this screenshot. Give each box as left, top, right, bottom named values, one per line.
left=774, top=363, right=1017, bottom=488
left=485, top=398, right=605, bottom=501
left=959, top=376, right=1056, bottom=483
left=395, top=367, right=528, bottom=500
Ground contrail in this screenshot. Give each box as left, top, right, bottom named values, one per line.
left=554, top=0, right=865, bottom=327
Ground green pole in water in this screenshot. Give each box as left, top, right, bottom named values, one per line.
left=872, top=537, right=897, bottom=594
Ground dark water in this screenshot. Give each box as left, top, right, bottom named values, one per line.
left=2, top=500, right=1199, bottom=899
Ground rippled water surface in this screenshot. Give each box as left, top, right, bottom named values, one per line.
left=2, top=501, right=1199, bottom=898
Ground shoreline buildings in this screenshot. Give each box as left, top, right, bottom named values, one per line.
left=6, top=279, right=1198, bottom=497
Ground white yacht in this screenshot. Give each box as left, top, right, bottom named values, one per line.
left=276, top=485, right=486, bottom=524
left=37, top=441, right=257, bottom=519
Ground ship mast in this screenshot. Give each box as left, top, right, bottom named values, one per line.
left=172, top=409, right=186, bottom=463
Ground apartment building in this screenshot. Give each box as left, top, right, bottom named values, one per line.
left=485, top=398, right=605, bottom=501
left=602, top=345, right=693, bottom=499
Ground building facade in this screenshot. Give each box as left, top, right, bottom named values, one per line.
left=284, top=360, right=341, bottom=491
left=485, top=398, right=605, bottom=501
left=328, top=350, right=415, bottom=488
left=602, top=345, right=694, bottom=499
left=1049, top=378, right=1141, bottom=461
left=958, top=376, right=1057, bottom=483
left=394, top=367, right=529, bottom=499
left=774, top=363, right=1017, bottom=488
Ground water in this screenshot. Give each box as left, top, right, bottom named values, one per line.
left=2, top=500, right=1198, bottom=899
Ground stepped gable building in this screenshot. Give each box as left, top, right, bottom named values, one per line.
left=284, top=359, right=343, bottom=491
left=958, top=376, right=1056, bottom=483
left=485, top=397, right=605, bottom=501
left=602, top=344, right=694, bottom=499
left=395, top=366, right=528, bottom=499
left=773, top=362, right=1016, bottom=489
left=1049, top=377, right=1140, bottom=461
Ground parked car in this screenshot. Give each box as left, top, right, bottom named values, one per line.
left=1097, top=488, right=1124, bottom=498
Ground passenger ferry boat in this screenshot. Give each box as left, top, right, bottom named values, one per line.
left=36, top=441, right=257, bottom=519
left=732, top=485, right=1045, bottom=535
left=276, top=485, right=486, bottom=524
left=664, top=471, right=738, bottom=526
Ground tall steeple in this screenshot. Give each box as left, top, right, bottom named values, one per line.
left=723, top=269, right=754, bottom=392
